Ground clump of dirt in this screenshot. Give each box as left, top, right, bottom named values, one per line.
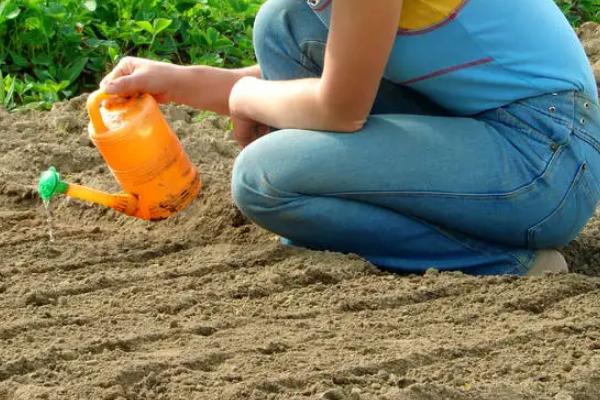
left=0, top=28, right=599, bottom=400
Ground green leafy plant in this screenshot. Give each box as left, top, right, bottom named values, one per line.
left=0, top=0, right=261, bottom=110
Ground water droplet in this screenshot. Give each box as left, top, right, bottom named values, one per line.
left=42, top=199, right=55, bottom=242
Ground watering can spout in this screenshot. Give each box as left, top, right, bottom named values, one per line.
left=38, top=166, right=68, bottom=201
left=37, top=166, right=138, bottom=216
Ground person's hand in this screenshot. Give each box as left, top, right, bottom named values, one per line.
left=230, top=114, right=271, bottom=148
left=100, top=57, right=184, bottom=103
left=228, top=76, right=271, bottom=147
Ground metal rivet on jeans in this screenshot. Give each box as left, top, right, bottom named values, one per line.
left=550, top=143, right=559, bottom=151
left=548, top=106, right=556, bottom=113
left=580, top=117, right=585, bottom=124
left=584, top=102, right=590, bottom=109
left=307, top=0, right=320, bottom=6
left=552, top=93, right=559, bottom=96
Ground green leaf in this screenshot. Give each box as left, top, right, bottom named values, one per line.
left=4, top=76, right=15, bottom=108
left=33, top=67, right=54, bottom=81
left=46, top=3, right=66, bottom=19
left=215, top=37, right=232, bottom=48
left=135, top=20, right=154, bottom=33
left=0, top=1, right=20, bottom=20
left=22, top=82, right=34, bottom=94
left=175, top=0, right=197, bottom=12
left=24, top=16, right=43, bottom=31
left=0, top=71, right=5, bottom=105
left=85, top=38, right=118, bottom=48
left=206, top=26, right=219, bottom=46
left=9, top=51, right=28, bottom=68
left=63, top=57, right=89, bottom=83
left=6, top=6, right=21, bottom=20
left=31, top=54, right=52, bottom=66
left=227, top=0, right=248, bottom=13
left=153, top=18, right=172, bottom=34
left=107, top=47, right=119, bottom=62
left=84, top=0, right=97, bottom=12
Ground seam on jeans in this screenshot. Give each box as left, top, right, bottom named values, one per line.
left=261, top=176, right=531, bottom=274
left=580, top=164, right=600, bottom=203
left=494, top=108, right=555, bottom=146
left=261, top=171, right=303, bottom=199
left=526, top=161, right=587, bottom=246
left=409, top=213, right=531, bottom=274
left=574, top=128, right=600, bottom=154
left=574, top=91, right=600, bottom=106
left=318, top=146, right=564, bottom=200
left=241, top=179, right=292, bottom=202
left=267, top=169, right=534, bottom=271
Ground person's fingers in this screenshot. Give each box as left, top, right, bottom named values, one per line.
left=100, top=57, right=139, bottom=88
left=153, top=93, right=170, bottom=104
left=232, top=129, right=250, bottom=147
left=103, top=73, right=146, bottom=96
left=232, top=119, right=257, bottom=148
left=254, top=124, right=270, bottom=136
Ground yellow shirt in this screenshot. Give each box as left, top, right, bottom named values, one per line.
left=400, top=0, right=465, bottom=32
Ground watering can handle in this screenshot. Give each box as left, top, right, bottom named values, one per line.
left=86, top=90, right=113, bottom=134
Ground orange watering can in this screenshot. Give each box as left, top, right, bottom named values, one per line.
left=38, top=90, right=201, bottom=220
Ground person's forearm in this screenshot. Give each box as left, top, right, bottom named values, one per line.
left=175, top=65, right=261, bottom=115
left=229, top=77, right=365, bottom=132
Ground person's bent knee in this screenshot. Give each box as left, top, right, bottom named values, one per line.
left=232, top=138, right=286, bottom=220
left=232, top=128, right=327, bottom=219
left=231, top=146, right=257, bottom=218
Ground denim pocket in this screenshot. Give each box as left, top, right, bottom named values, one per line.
left=527, top=162, right=600, bottom=248
left=299, top=40, right=325, bottom=75
left=496, top=108, right=555, bottom=147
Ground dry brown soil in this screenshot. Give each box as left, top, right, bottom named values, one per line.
left=0, top=23, right=600, bottom=400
